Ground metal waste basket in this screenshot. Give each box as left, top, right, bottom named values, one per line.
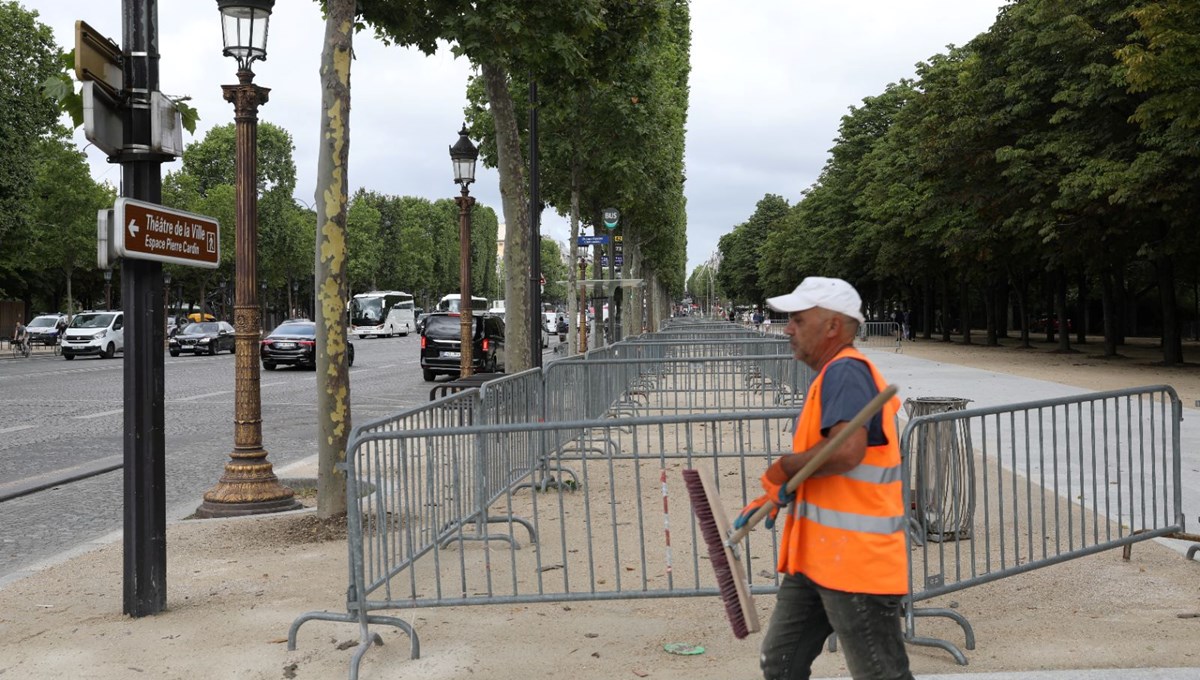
left=904, top=397, right=974, bottom=542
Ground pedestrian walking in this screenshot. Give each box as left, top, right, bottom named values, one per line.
left=734, top=276, right=912, bottom=680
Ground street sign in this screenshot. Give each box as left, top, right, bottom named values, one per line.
left=112, top=198, right=220, bottom=268
left=614, top=235, right=623, bottom=243
left=615, top=255, right=624, bottom=266
left=83, top=81, right=123, bottom=157
left=75, top=20, right=122, bottom=101
left=578, top=234, right=609, bottom=246
left=150, top=92, right=184, bottom=157
left=601, top=256, right=624, bottom=267
left=97, top=208, right=113, bottom=270
left=602, top=207, right=620, bottom=229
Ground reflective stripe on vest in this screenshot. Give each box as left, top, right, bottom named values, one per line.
left=839, top=461, right=903, bottom=485
left=778, top=346, right=908, bottom=595
left=794, top=501, right=907, bottom=535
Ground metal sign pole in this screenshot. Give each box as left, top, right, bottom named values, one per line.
left=120, top=0, right=167, bottom=617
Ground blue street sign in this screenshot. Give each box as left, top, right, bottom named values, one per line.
left=615, top=255, right=624, bottom=265
left=578, top=235, right=609, bottom=246
left=601, top=256, right=624, bottom=267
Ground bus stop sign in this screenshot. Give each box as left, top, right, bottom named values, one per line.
left=602, top=207, right=619, bottom=229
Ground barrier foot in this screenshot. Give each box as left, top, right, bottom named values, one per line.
left=287, top=609, right=421, bottom=677
left=913, top=606, right=976, bottom=650
left=439, top=514, right=534, bottom=549
left=1187, top=544, right=1198, bottom=561
left=513, top=465, right=581, bottom=494
left=346, top=614, right=420, bottom=680
left=906, top=633, right=969, bottom=666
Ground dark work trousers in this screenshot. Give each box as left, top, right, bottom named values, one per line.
left=760, top=572, right=913, bottom=680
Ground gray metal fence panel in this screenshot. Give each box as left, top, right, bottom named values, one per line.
left=900, top=385, right=1184, bottom=661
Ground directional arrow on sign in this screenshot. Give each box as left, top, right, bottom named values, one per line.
left=127, top=219, right=140, bottom=238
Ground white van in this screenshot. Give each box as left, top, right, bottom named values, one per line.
left=62, top=311, right=124, bottom=360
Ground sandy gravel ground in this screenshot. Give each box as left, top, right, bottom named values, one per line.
left=1, top=334, right=1198, bottom=680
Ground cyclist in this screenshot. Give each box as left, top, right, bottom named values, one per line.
left=12, top=320, right=29, bottom=357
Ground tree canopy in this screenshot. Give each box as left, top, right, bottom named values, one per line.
left=715, top=0, right=1200, bottom=364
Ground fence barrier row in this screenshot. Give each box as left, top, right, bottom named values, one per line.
left=287, top=320, right=1188, bottom=679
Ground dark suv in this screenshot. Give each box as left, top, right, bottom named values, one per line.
left=420, top=312, right=505, bottom=381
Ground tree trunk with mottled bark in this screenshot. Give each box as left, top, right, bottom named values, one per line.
left=481, top=62, right=531, bottom=371
left=314, top=0, right=354, bottom=518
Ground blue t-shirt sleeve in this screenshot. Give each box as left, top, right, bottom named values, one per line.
left=819, top=358, right=886, bottom=446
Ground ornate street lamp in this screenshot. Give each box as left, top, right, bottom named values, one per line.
left=198, top=0, right=297, bottom=518
left=450, top=125, right=479, bottom=377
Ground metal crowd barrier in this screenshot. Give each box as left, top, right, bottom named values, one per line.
left=859, top=320, right=903, bottom=352
left=289, top=405, right=797, bottom=679
left=900, top=385, right=1185, bottom=663
left=288, top=325, right=1185, bottom=677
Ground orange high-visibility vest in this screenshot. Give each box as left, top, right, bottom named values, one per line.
left=777, top=346, right=907, bottom=595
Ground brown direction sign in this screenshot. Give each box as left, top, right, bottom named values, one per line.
left=113, top=198, right=220, bottom=268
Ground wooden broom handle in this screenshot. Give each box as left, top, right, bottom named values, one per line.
left=727, top=384, right=898, bottom=546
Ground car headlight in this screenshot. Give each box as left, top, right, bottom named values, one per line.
left=199, top=337, right=210, bottom=343
left=91, top=330, right=107, bottom=339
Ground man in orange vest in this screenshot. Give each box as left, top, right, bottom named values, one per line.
left=734, top=276, right=912, bottom=680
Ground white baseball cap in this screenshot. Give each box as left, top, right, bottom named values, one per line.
left=765, top=277, right=865, bottom=324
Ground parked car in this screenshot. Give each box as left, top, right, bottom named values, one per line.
left=24, top=313, right=67, bottom=346
left=420, top=311, right=505, bottom=381
left=260, top=319, right=354, bottom=370
left=61, top=311, right=124, bottom=360
left=169, top=321, right=236, bottom=356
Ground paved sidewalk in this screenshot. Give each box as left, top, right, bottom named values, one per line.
left=869, top=349, right=1200, bottom=558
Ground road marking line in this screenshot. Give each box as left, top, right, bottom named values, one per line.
left=73, top=409, right=124, bottom=420
left=0, top=424, right=35, bottom=434
left=176, top=391, right=229, bottom=402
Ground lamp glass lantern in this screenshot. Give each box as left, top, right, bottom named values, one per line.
left=449, top=125, right=479, bottom=185
left=217, top=0, right=274, bottom=71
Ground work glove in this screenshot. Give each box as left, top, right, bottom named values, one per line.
left=733, top=494, right=781, bottom=530
left=762, top=458, right=797, bottom=508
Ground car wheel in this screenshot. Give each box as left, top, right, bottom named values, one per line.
left=263, top=361, right=276, bottom=371
left=103, top=343, right=115, bottom=359
left=169, top=350, right=180, bottom=357
left=348, top=351, right=355, bottom=367
left=208, top=343, right=217, bottom=356
left=229, top=342, right=236, bottom=354
left=423, top=368, right=436, bottom=382
left=64, top=354, right=75, bottom=361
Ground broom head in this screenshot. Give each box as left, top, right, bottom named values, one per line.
left=682, top=467, right=760, bottom=638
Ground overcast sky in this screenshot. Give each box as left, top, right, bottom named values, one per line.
left=32, top=1, right=1007, bottom=273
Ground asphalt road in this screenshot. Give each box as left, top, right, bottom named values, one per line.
left=0, top=332, right=562, bottom=580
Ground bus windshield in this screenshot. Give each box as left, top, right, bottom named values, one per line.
left=348, top=297, right=384, bottom=325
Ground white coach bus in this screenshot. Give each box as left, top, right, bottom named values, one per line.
left=348, top=291, right=416, bottom=338
left=435, top=294, right=490, bottom=314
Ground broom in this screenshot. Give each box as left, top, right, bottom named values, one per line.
left=682, top=384, right=898, bottom=638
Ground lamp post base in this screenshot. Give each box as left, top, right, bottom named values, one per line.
left=195, top=457, right=300, bottom=518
